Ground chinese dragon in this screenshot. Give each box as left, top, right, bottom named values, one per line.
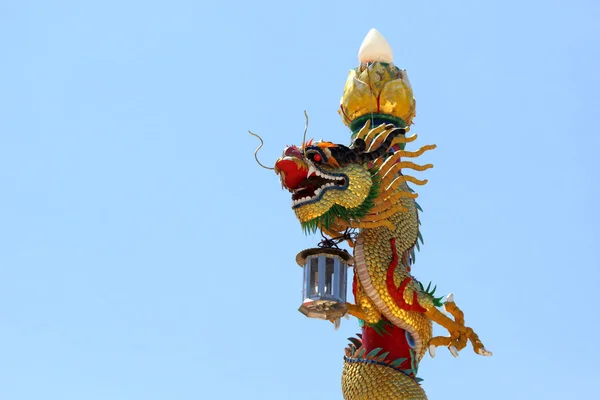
left=251, top=29, right=491, bottom=399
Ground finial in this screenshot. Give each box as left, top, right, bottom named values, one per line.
left=358, top=28, right=393, bottom=63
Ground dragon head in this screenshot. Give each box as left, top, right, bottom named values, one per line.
left=273, top=123, right=427, bottom=233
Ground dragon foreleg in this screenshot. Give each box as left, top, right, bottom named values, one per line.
left=425, top=295, right=492, bottom=357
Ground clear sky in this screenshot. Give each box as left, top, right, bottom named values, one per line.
left=0, top=1, right=598, bottom=399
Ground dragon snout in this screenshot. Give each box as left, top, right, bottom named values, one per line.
left=275, top=156, right=308, bottom=190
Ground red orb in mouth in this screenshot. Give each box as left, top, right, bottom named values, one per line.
left=275, top=157, right=307, bottom=190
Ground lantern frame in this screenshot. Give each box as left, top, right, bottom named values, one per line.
left=295, top=247, right=353, bottom=320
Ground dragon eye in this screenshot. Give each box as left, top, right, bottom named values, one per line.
left=312, top=153, right=322, bottom=162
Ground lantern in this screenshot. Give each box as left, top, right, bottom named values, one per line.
left=295, top=247, right=353, bottom=320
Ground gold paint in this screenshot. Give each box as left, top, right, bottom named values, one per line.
left=369, top=191, right=416, bottom=214
left=362, top=206, right=407, bottom=222
left=354, top=278, right=382, bottom=324
left=272, top=86, right=490, bottom=399
left=377, top=150, right=432, bottom=178
left=345, top=302, right=368, bottom=321
left=392, top=134, right=418, bottom=145
left=426, top=302, right=490, bottom=356
left=352, top=193, right=434, bottom=362
left=395, top=161, right=434, bottom=172
left=380, top=179, right=421, bottom=198
left=293, top=164, right=372, bottom=223
left=354, top=119, right=372, bottom=140
left=342, top=361, right=427, bottom=400
left=361, top=123, right=389, bottom=146
left=366, top=128, right=419, bottom=154
left=377, top=152, right=433, bottom=176
left=394, top=144, right=437, bottom=158
left=340, top=63, right=416, bottom=128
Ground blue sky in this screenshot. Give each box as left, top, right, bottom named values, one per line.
left=0, top=1, right=598, bottom=399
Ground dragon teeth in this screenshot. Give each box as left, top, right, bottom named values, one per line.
left=292, top=176, right=345, bottom=207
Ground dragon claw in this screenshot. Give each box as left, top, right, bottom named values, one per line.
left=476, top=347, right=492, bottom=356
left=449, top=345, right=459, bottom=357
left=428, top=345, right=435, bottom=358
left=442, top=293, right=454, bottom=313
left=334, top=317, right=341, bottom=331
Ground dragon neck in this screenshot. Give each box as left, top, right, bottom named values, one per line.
left=360, top=181, right=420, bottom=261
left=353, top=184, right=427, bottom=354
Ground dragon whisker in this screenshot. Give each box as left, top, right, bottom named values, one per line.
left=301, top=110, right=309, bottom=154
left=248, top=130, right=275, bottom=171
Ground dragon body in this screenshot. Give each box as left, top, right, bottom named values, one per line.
left=254, top=29, right=490, bottom=399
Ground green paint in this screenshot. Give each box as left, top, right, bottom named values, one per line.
left=367, top=318, right=393, bottom=336
left=418, top=280, right=445, bottom=307
left=390, top=358, right=407, bottom=368
left=415, top=201, right=423, bottom=212
left=367, top=348, right=383, bottom=358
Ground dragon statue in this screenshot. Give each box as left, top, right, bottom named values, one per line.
left=250, top=29, right=491, bottom=399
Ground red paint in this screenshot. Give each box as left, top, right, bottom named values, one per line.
left=352, top=272, right=358, bottom=298
left=340, top=105, right=351, bottom=123
left=385, top=239, right=426, bottom=313
left=275, top=158, right=307, bottom=190
left=361, top=321, right=413, bottom=373
left=410, top=291, right=426, bottom=313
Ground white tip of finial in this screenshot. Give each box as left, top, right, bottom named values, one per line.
left=358, top=28, right=393, bottom=63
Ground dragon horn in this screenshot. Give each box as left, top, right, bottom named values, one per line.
left=327, top=126, right=405, bottom=166
left=350, top=137, right=367, bottom=153
left=356, top=125, right=405, bottom=163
